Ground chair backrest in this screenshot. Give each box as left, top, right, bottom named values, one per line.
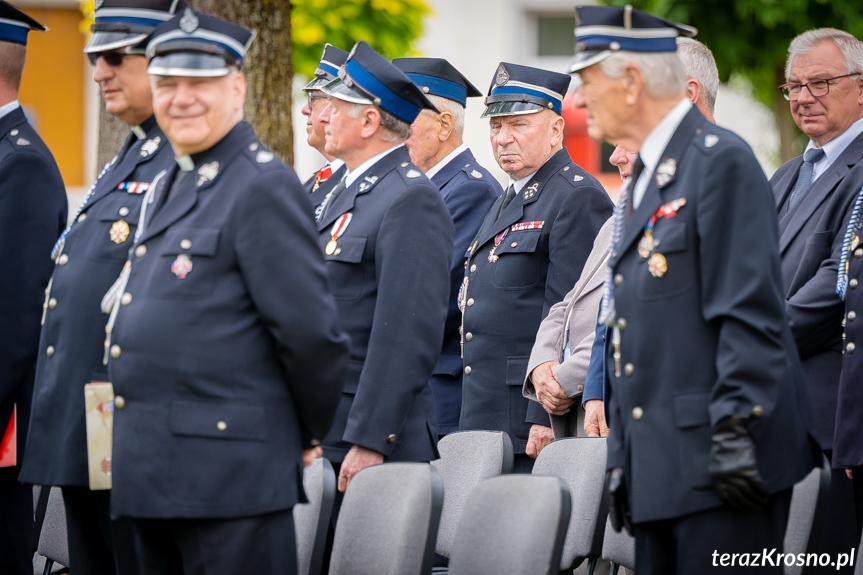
left=294, top=458, right=336, bottom=575
left=532, top=437, right=609, bottom=571
left=600, top=515, right=635, bottom=571
left=431, top=430, right=513, bottom=558
left=37, top=487, right=70, bottom=567
left=329, top=463, right=444, bottom=575
left=447, top=475, right=571, bottom=575
left=784, top=454, right=832, bottom=575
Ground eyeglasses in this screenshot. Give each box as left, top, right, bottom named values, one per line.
left=778, top=73, right=861, bottom=101
left=87, top=51, right=130, bottom=67
left=307, top=93, right=327, bottom=109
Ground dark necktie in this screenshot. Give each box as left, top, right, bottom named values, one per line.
left=497, top=184, right=517, bottom=219
left=318, top=179, right=347, bottom=222
left=788, top=147, right=826, bottom=209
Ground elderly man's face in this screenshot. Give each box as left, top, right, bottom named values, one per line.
left=302, top=91, right=329, bottom=153
left=788, top=40, right=863, bottom=147
left=609, top=145, right=636, bottom=180
left=489, top=110, right=562, bottom=180
left=151, top=70, right=245, bottom=157
left=319, top=97, right=365, bottom=160
left=406, top=109, right=443, bottom=173
left=571, top=64, right=629, bottom=145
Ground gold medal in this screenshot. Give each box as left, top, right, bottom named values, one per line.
left=637, top=231, right=655, bottom=258
left=109, top=220, right=130, bottom=244
left=325, top=239, right=337, bottom=255
left=648, top=253, right=667, bottom=278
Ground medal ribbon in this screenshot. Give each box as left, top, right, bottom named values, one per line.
left=329, top=212, right=353, bottom=242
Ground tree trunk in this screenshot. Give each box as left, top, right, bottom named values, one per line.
left=190, top=0, right=294, bottom=166
left=773, top=66, right=800, bottom=165
left=97, top=104, right=129, bottom=174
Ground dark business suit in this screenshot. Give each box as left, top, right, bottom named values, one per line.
left=0, top=106, right=66, bottom=575
left=770, top=133, right=863, bottom=569
left=304, top=162, right=347, bottom=216
left=20, top=115, right=171, bottom=575
left=459, top=147, right=612, bottom=459
left=317, top=145, right=453, bottom=464
left=429, top=148, right=501, bottom=435
left=106, top=122, right=347, bottom=567
left=605, top=106, right=819, bottom=570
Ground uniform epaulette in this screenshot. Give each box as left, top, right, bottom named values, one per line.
left=10, top=127, right=30, bottom=147
left=397, top=161, right=424, bottom=182
left=244, top=142, right=278, bottom=170
left=462, top=163, right=484, bottom=179
left=693, top=128, right=723, bottom=154
left=557, top=163, right=588, bottom=188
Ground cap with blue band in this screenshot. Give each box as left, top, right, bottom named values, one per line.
left=481, top=62, right=570, bottom=118
left=0, top=1, right=46, bottom=46
left=568, top=4, right=696, bottom=74
left=392, top=57, right=481, bottom=108
left=85, top=0, right=186, bottom=54
left=320, top=41, right=438, bottom=125
left=303, top=43, right=348, bottom=92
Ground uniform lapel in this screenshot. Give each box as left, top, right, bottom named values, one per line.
left=773, top=156, right=803, bottom=211
left=431, top=148, right=473, bottom=191
left=310, top=163, right=346, bottom=209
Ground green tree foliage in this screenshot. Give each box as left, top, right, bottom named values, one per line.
left=600, top=0, right=863, bottom=162
left=292, top=0, right=432, bottom=79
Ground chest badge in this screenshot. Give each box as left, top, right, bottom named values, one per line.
left=638, top=198, right=686, bottom=258
left=655, top=158, right=677, bottom=187
left=648, top=253, right=667, bottom=278
left=326, top=212, right=353, bottom=256
left=140, top=136, right=160, bottom=158
left=171, top=254, right=194, bottom=279
left=488, top=229, right=509, bottom=263
left=109, top=220, right=130, bottom=244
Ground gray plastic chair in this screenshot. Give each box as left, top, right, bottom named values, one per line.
left=600, top=515, right=635, bottom=575
left=294, top=458, right=336, bottom=575
left=784, top=454, right=831, bottom=575
left=532, top=437, right=609, bottom=573
left=447, top=475, right=571, bottom=575
left=35, top=487, right=70, bottom=575
left=431, top=430, right=513, bottom=559
left=329, top=462, right=444, bottom=575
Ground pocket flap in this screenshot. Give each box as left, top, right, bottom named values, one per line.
left=325, top=236, right=366, bottom=264
left=160, top=229, right=220, bottom=257
left=493, top=230, right=541, bottom=256
left=673, top=392, right=710, bottom=429
left=170, top=400, right=266, bottom=441
left=654, top=222, right=686, bottom=254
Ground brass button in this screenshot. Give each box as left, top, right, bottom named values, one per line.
left=632, top=407, right=643, bottom=420
left=180, top=239, right=192, bottom=250
left=470, top=264, right=477, bottom=273
left=614, top=273, right=623, bottom=287
left=848, top=342, right=856, bottom=354
left=58, top=254, right=69, bottom=266
left=464, top=366, right=472, bottom=375
left=48, top=298, right=57, bottom=310
left=510, top=241, right=518, bottom=248
left=849, top=311, right=857, bottom=322
left=121, top=292, right=132, bottom=306
left=851, top=279, right=859, bottom=289
left=46, top=345, right=55, bottom=358
left=617, top=318, right=627, bottom=331
left=577, top=384, right=584, bottom=391
left=752, top=405, right=764, bottom=417
left=135, top=244, right=147, bottom=258
left=119, top=207, right=130, bottom=217
left=110, top=345, right=122, bottom=359
left=624, top=363, right=634, bottom=376
left=855, top=248, right=863, bottom=258
left=77, top=213, right=87, bottom=223
left=467, top=298, right=474, bottom=307
left=114, top=395, right=126, bottom=409
left=334, top=248, right=341, bottom=255
left=465, top=332, right=473, bottom=342
left=310, top=438, right=321, bottom=447
left=387, top=434, right=397, bottom=443
left=216, top=421, right=227, bottom=431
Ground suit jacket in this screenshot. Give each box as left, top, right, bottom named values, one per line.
left=20, top=116, right=172, bottom=487
left=523, top=217, right=612, bottom=438
left=0, top=106, right=66, bottom=477
left=304, top=163, right=347, bottom=216
left=317, top=145, right=453, bottom=463
left=429, top=148, right=501, bottom=434
left=769, top=133, right=863, bottom=449
left=459, top=147, right=613, bottom=453
left=605, top=106, right=819, bottom=523
left=106, top=122, right=348, bottom=519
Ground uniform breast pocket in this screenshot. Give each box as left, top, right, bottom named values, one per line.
left=87, top=197, right=142, bottom=263
left=492, top=231, right=542, bottom=290
left=324, top=236, right=367, bottom=301
left=637, top=222, right=694, bottom=301
left=155, top=228, right=220, bottom=299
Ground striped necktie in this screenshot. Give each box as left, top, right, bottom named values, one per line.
left=788, top=147, right=825, bottom=210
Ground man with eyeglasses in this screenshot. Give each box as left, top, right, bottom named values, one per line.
left=770, top=29, right=863, bottom=568
left=19, top=1, right=185, bottom=573
left=301, top=44, right=348, bottom=217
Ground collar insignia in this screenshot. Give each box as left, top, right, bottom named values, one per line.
left=197, top=161, right=219, bottom=186
left=141, top=137, right=160, bottom=158
left=655, top=158, right=677, bottom=187
left=705, top=134, right=719, bottom=148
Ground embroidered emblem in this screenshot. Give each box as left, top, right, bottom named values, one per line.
left=495, top=64, right=510, bottom=86
left=16, top=138, right=29, bottom=146
left=109, top=220, right=130, bottom=244
left=573, top=175, right=584, bottom=182
left=470, top=170, right=483, bottom=179
left=705, top=134, right=719, bottom=148
left=406, top=169, right=422, bottom=178
left=179, top=7, right=199, bottom=33
left=171, top=254, right=193, bottom=279
left=523, top=182, right=539, bottom=200
left=140, top=137, right=160, bottom=157
left=197, top=161, right=219, bottom=186
left=256, top=150, right=274, bottom=164
left=655, top=158, right=677, bottom=187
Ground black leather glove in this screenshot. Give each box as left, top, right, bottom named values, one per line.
left=709, top=416, right=770, bottom=511
left=606, top=467, right=633, bottom=535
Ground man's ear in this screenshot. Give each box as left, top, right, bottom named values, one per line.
left=549, top=114, right=565, bottom=147
left=623, top=64, right=642, bottom=106
left=438, top=111, right=454, bottom=141
left=233, top=70, right=247, bottom=113
left=360, top=106, right=381, bottom=139
left=686, top=78, right=701, bottom=107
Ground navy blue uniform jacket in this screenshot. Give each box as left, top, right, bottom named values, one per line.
left=21, top=116, right=171, bottom=486
left=317, top=145, right=453, bottom=463
left=604, top=107, right=820, bottom=523
left=107, top=122, right=348, bottom=519
left=429, top=148, right=501, bottom=434
left=304, top=163, right=347, bottom=217
left=460, top=147, right=612, bottom=453
left=0, top=106, right=66, bottom=475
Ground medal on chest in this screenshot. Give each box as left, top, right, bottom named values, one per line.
left=171, top=254, right=193, bottom=279
left=326, top=212, right=353, bottom=256
left=109, top=220, right=130, bottom=244
left=488, top=229, right=509, bottom=263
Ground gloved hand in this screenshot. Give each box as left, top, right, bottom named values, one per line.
left=709, top=416, right=770, bottom=511
left=606, top=467, right=633, bottom=535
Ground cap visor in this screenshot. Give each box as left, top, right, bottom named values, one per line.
left=85, top=31, right=148, bottom=54
left=481, top=101, right=544, bottom=118
left=147, top=53, right=231, bottom=78
left=568, top=49, right=613, bottom=74
left=302, top=75, right=334, bottom=92
left=320, top=77, right=374, bottom=106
